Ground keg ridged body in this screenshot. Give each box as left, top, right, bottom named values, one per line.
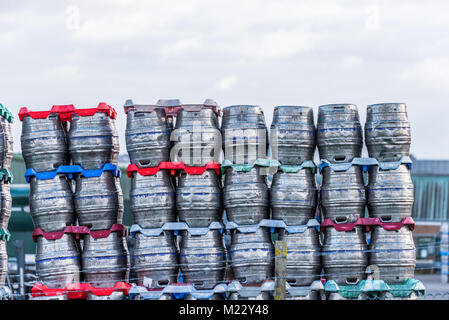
left=35, top=234, right=81, bottom=288
left=126, top=109, right=171, bottom=167
left=29, top=175, right=75, bottom=232
left=230, top=228, right=274, bottom=284
left=322, top=226, right=368, bottom=285
left=270, top=169, right=317, bottom=225
left=130, top=171, right=176, bottom=229
left=317, top=104, right=363, bottom=163
left=180, top=230, right=226, bottom=289
left=21, top=114, right=68, bottom=172
left=68, top=112, right=119, bottom=170
left=320, top=166, right=366, bottom=223
left=270, top=106, right=316, bottom=164
left=365, top=103, right=411, bottom=162
left=177, top=170, right=222, bottom=227
left=132, top=231, right=179, bottom=287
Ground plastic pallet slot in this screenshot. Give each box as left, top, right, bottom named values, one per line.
left=0, top=169, right=13, bottom=183
left=25, top=163, right=121, bottom=182
left=227, top=280, right=324, bottom=299
left=130, top=221, right=224, bottom=237
left=123, top=99, right=221, bottom=116
left=127, top=162, right=221, bottom=177
left=18, top=102, right=117, bottom=122
left=0, top=104, right=14, bottom=123
left=0, top=229, right=11, bottom=241
left=225, top=219, right=321, bottom=234
left=320, top=216, right=415, bottom=232
left=32, top=224, right=128, bottom=242
left=318, top=156, right=413, bottom=173
left=31, top=282, right=132, bottom=300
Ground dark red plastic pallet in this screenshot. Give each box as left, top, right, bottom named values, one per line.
left=320, top=216, right=415, bottom=232
left=127, top=162, right=221, bottom=177
left=31, top=282, right=132, bottom=299
left=32, top=224, right=128, bottom=242
left=18, top=102, right=117, bottom=121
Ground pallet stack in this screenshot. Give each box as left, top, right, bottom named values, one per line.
left=0, top=104, right=13, bottom=295
left=19, top=103, right=129, bottom=300
left=126, top=99, right=227, bottom=298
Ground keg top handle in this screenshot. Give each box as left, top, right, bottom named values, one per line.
left=18, top=102, right=117, bottom=121
left=124, top=98, right=221, bottom=116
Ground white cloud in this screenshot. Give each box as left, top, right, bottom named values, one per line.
left=65, top=5, right=81, bottom=31
left=216, top=76, right=239, bottom=92
left=399, top=57, right=449, bottom=91
left=365, top=6, right=381, bottom=30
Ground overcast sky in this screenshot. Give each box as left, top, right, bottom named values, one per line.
left=1, top=0, right=448, bottom=159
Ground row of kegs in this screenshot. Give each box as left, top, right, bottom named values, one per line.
left=19, top=104, right=127, bottom=290
left=0, top=104, right=13, bottom=288
left=126, top=101, right=411, bottom=167
left=316, top=102, right=415, bottom=289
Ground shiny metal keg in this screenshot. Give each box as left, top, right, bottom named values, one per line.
left=317, top=104, right=363, bottom=163
left=126, top=109, right=171, bottom=167
left=365, top=103, right=411, bottom=162
left=221, top=105, right=268, bottom=164
left=270, top=169, right=317, bottom=225
left=322, top=226, right=368, bottom=285
left=369, top=226, right=416, bottom=284
left=172, top=108, right=221, bottom=166
left=278, top=228, right=321, bottom=286
left=35, top=234, right=81, bottom=288
left=86, top=291, right=128, bottom=300
left=180, top=229, right=226, bottom=289
left=320, top=165, right=366, bottom=223
left=270, top=106, right=316, bottom=165
left=230, top=227, right=274, bottom=285
left=367, top=164, right=414, bottom=222
left=177, top=170, right=223, bottom=227
left=224, top=167, right=270, bottom=225
left=74, top=171, right=123, bottom=230
left=0, top=182, right=11, bottom=230
left=132, top=231, right=179, bottom=287
left=82, top=231, right=129, bottom=288
left=0, top=241, right=7, bottom=286
left=130, top=170, right=176, bottom=229
left=29, top=175, right=75, bottom=232
left=68, top=112, right=119, bottom=170
left=0, top=117, right=13, bottom=170
left=21, top=113, right=68, bottom=172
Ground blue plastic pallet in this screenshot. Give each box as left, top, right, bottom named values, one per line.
left=319, top=156, right=412, bottom=173
left=25, top=163, right=121, bottom=182
left=225, top=219, right=320, bottom=234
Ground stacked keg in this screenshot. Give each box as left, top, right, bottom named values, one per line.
left=126, top=100, right=178, bottom=288
left=365, top=103, right=416, bottom=284
left=318, top=104, right=368, bottom=286
left=270, top=106, right=321, bottom=288
left=127, top=99, right=226, bottom=292
left=222, top=105, right=274, bottom=288
left=20, top=104, right=128, bottom=293
left=21, top=109, right=80, bottom=288
left=68, top=107, right=128, bottom=290
left=0, top=104, right=13, bottom=287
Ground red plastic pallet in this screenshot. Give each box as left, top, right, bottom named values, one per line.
left=124, top=103, right=221, bottom=116
left=18, top=102, right=117, bottom=121
left=32, top=224, right=128, bottom=242
left=31, top=282, right=132, bottom=300
left=127, top=162, right=221, bottom=177
left=320, top=217, right=415, bottom=232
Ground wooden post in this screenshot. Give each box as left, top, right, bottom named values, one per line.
left=274, top=240, right=287, bottom=300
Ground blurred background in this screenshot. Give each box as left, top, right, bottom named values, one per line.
left=1, top=0, right=449, bottom=296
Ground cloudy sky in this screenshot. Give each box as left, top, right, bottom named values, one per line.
left=1, top=0, right=448, bottom=159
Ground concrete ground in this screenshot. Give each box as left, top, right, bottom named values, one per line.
left=415, top=274, right=449, bottom=299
